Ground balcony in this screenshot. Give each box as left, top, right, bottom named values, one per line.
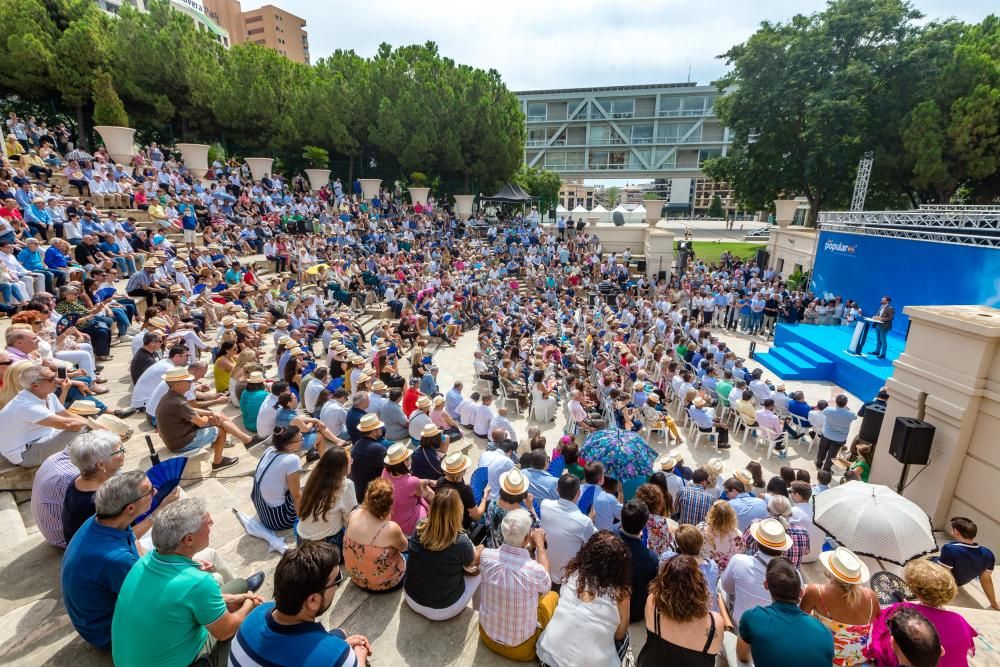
left=658, top=109, right=709, bottom=117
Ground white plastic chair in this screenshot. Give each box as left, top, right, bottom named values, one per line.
left=756, top=425, right=785, bottom=459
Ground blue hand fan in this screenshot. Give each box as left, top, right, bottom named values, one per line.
left=56, top=313, right=81, bottom=335
left=137, top=456, right=188, bottom=522
left=95, top=287, right=117, bottom=303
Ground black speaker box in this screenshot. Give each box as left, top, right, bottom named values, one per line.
left=888, top=416, right=934, bottom=465
left=859, top=403, right=886, bottom=443
left=637, top=260, right=646, bottom=272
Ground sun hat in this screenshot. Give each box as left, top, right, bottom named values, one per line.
left=288, top=346, right=305, bottom=356
left=633, top=380, right=644, bottom=390
left=247, top=371, right=266, bottom=383
left=819, top=547, right=870, bottom=585
left=169, top=284, right=184, bottom=293
left=274, top=319, right=289, bottom=328
left=750, top=518, right=793, bottom=551
left=432, top=395, right=445, bottom=407
left=383, top=443, right=412, bottom=466
left=706, top=457, right=724, bottom=476
left=372, top=380, right=387, bottom=391
left=420, top=423, right=442, bottom=438
left=221, top=315, right=236, bottom=327
left=648, top=393, right=661, bottom=404
left=656, top=454, right=677, bottom=471
left=442, top=452, right=471, bottom=475
left=148, top=316, right=169, bottom=329
left=357, top=413, right=384, bottom=433
left=416, top=395, right=432, bottom=410
left=172, top=260, right=186, bottom=269
left=67, top=400, right=101, bottom=415
left=356, top=371, right=371, bottom=383
left=500, top=469, right=529, bottom=496
left=235, top=320, right=249, bottom=328
left=693, top=396, right=707, bottom=408
left=278, top=336, right=292, bottom=345
left=733, top=469, right=754, bottom=486
left=163, top=367, right=195, bottom=382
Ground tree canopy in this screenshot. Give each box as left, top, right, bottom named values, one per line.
left=705, top=0, right=1000, bottom=222
left=0, top=0, right=525, bottom=192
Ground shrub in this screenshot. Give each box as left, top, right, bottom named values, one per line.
left=92, top=71, right=129, bottom=128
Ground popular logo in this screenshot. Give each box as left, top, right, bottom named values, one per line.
left=824, top=240, right=857, bottom=255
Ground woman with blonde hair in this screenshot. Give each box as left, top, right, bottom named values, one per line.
left=867, top=558, right=977, bottom=666
left=799, top=547, right=880, bottom=666
left=697, top=500, right=745, bottom=572
left=403, top=487, right=483, bottom=621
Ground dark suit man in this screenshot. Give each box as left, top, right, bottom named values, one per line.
left=871, top=296, right=895, bottom=359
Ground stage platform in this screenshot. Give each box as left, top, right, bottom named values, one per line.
left=754, top=323, right=904, bottom=400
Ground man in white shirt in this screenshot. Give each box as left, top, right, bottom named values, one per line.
left=473, top=394, right=496, bottom=438
left=789, top=482, right=825, bottom=563
left=488, top=407, right=516, bottom=443
left=457, top=392, right=479, bottom=429
left=748, top=369, right=772, bottom=403
left=130, top=346, right=189, bottom=409
left=367, top=381, right=388, bottom=417
left=540, top=475, right=596, bottom=587
left=255, top=382, right=286, bottom=437
left=720, top=518, right=793, bottom=624
left=319, top=388, right=349, bottom=439
left=0, top=364, right=90, bottom=466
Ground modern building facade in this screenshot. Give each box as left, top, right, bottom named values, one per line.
left=240, top=4, right=310, bottom=63
left=516, top=82, right=732, bottom=180
left=95, top=0, right=232, bottom=45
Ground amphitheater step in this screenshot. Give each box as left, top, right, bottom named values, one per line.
left=0, top=492, right=28, bottom=548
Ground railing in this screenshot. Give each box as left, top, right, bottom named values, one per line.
left=657, top=109, right=708, bottom=117
left=819, top=210, right=1000, bottom=248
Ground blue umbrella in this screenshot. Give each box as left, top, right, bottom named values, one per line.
left=580, top=428, right=659, bottom=482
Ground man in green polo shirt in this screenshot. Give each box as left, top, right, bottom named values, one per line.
left=111, top=498, right=264, bottom=666
left=737, top=557, right=833, bottom=666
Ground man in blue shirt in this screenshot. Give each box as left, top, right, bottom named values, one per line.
left=725, top=477, right=768, bottom=532
left=737, top=557, right=834, bottom=666
left=816, top=394, right=858, bottom=472
left=937, top=516, right=998, bottom=609
left=444, top=381, right=464, bottom=420
left=523, top=449, right=558, bottom=503
left=231, top=541, right=371, bottom=666
left=419, top=364, right=439, bottom=397
left=61, top=470, right=151, bottom=651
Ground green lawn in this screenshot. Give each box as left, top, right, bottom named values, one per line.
left=688, top=241, right=762, bottom=265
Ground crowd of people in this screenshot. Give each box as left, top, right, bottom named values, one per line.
left=0, top=132, right=992, bottom=666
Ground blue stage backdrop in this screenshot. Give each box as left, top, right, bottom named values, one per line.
left=810, top=231, right=1000, bottom=335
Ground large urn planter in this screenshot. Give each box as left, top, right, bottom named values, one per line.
left=408, top=186, right=430, bottom=207
left=94, top=125, right=136, bottom=164
left=175, top=143, right=210, bottom=178
left=245, top=157, right=274, bottom=181
left=305, top=169, right=331, bottom=192
left=453, top=194, right=475, bottom=217
left=773, top=199, right=799, bottom=228
left=359, top=178, right=382, bottom=201
left=644, top=199, right=666, bottom=225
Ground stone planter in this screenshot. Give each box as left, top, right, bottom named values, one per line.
left=175, top=143, right=210, bottom=178
left=407, top=186, right=430, bottom=206
left=588, top=216, right=601, bottom=227
left=644, top=199, right=666, bottom=225
left=359, top=178, right=382, bottom=201
left=647, top=217, right=661, bottom=227
left=94, top=125, right=136, bottom=164
left=305, top=169, right=331, bottom=192
left=453, top=194, right=475, bottom=217
left=245, top=157, right=274, bottom=181
left=774, top=199, right=799, bottom=228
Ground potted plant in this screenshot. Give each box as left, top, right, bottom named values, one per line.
left=91, top=71, right=135, bottom=164
left=302, top=146, right=330, bottom=192
left=407, top=171, right=430, bottom=206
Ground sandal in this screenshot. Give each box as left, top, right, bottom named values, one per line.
left=90, top=385, right=110, bottom=395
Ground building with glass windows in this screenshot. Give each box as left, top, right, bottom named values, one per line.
left=516, top=82, right=733, bottom=210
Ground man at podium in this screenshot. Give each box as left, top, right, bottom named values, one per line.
left=869, top=296, right=895, bottom=359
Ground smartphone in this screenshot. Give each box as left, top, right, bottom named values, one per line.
left=57, top=367, right=67, bottom=380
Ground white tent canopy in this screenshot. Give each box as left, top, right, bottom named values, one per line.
left=570, top=205, right=589, bottom=216
left=555, top=204, right=569, bottom=213
left=591, top=204, right=608, bottom=212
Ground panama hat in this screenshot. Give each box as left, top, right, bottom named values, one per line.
left=67, top=400, right=101, bottom=415
left=163, top=367, right=195, bottom=382
left=235, top=320, right=249, bottom=328
left=172, top=260, right=186, bottom=269
left=383, top=443, right=412, bottom=466
left=247, top=371, right=266, bottom=383
left=706, top=457, right=724, bottom=476
left=693, top=396, right=707, bottom=408
left=148, top=316, right=169, bottom=329
left=420, top=423, right=442, bottom=439
left=278, top=336, right=292, bottom=345
left=274, top=319, right=289, bottom=328
left=357, top=413, right=384, bottom=433
left=500, top=469, right=529, bottom=496
left=416, top=395, right=432, bottom=410
left=442, top=452, right=471, bottom=475
left=750, top=518, right=793, bottom=551
left=656, top=454, right=677, bottom=471
left=432, top=395, right=445, bottom=407
left=633, top=380, right=644, bottom=390
left=169, top=284, right=185, bottom=293
left=819, top=547, right=870, bottom=585
left=372, top=380, right=387, bottom=391
left=221, top=316, right=236, bottom=327
left=288, top=346, right=305, bottom=356
left=648, top=393, right=661, bottom=404
left=733, top=469, right=754, bottom=486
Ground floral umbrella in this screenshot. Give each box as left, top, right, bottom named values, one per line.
left=581, top=428, right=659, bottom=482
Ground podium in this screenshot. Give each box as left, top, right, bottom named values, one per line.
left=848, top=318, right=880, bottom=355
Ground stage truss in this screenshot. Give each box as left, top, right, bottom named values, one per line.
left=819, top=207, right=1000, bottom=249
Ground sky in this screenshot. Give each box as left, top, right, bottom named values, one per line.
left=242, top=0, right=996, bottom=91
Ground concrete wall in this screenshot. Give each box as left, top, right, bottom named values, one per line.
left=541, top=222, right=675, bottom=278
left=767, top=228, right=818, bottom=275
left=869, top=306, right=1000, bottom=548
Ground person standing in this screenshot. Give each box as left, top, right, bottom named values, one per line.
left=870, top=296, right=895, bottom=359
left=816, top=394, right=857, bottom=472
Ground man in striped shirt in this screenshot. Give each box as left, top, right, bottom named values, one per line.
left=478, top=508, right=557, bottom=661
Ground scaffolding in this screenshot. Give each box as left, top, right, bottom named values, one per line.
left=819, top=209, right=1000, bottom=249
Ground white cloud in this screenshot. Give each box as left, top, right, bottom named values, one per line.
left=241, top=0, right=997, bottom=90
